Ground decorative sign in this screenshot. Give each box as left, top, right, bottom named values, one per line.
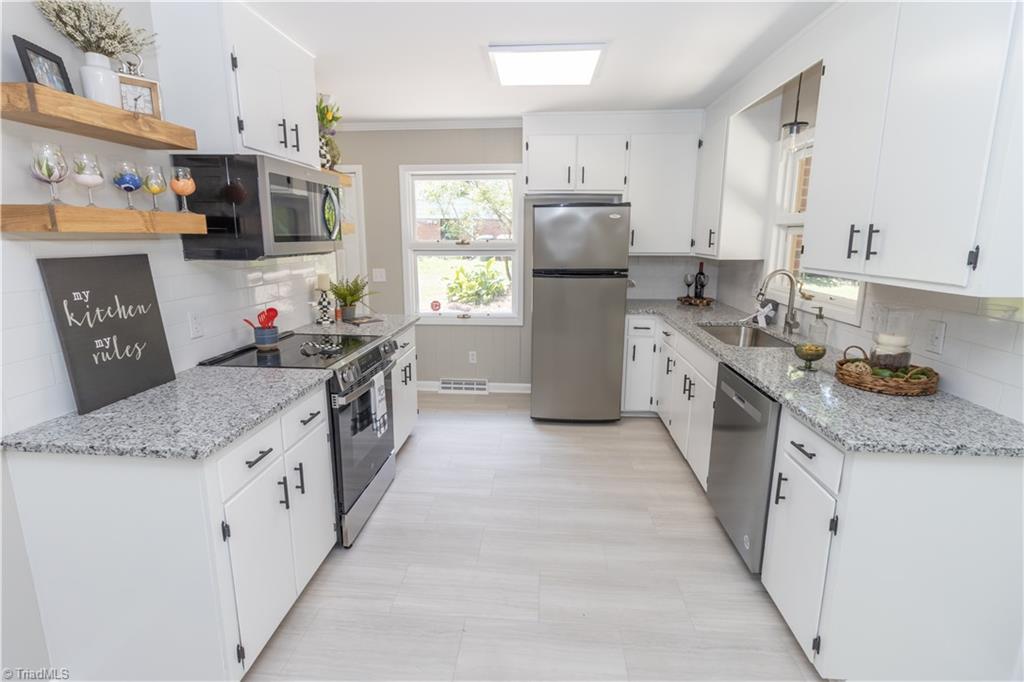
left=38, top=255, right=175, bottom=414
left=430, top=300, right=441, bottom=312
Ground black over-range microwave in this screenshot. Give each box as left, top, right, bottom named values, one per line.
left=171, top=154, right=341, bottom=260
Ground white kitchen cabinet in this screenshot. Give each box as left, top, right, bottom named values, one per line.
left=682, top=367, right=714, bottom=491
left=284, top=422, right=336, bottom=592
left=524, top=135, right=577, bottom=191
left=802, top=5, right=899, bottom=276
left=653, top=337, right=673, bottom=426
left=761, top=450, right=837, bottom=661
left=576, top=134, right=628, bottom=191
left=803, top=2, right=1017, bottom=289
left=667, top=346, right=691, bottom=453
left=151, top=2, right=319, bottom=169
left=627, top=133, right=699, bottom=255
left=622, top=316, right=657, bottom=411
left=223, top=455, right=297, bottom=669
left=390, top=327, right=419, bottom=453
left=693, top=118, right=726, bottom=257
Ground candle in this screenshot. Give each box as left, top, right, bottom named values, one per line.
left=317, top=273, right=330, bottom=291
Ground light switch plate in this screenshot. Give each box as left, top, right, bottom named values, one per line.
left=372, top=268, right=386, bottom=282
left=187, top=311, right=203, bottom=339
left=925, top=320, right=946, bottom=354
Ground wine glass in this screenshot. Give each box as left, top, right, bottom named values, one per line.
left=70, top=153, right=103, bottom=206
left=684, top=273, right=696, bottom=298
left=170, top=166, right=196, bottom=213
left=142, top=165, right=167, bottom=211
left=31, top=143, right=69, bottom=204
left=112, top=161, right=142, bottom=209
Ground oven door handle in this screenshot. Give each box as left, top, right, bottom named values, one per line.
left=333, top=379, right=375, bottom=406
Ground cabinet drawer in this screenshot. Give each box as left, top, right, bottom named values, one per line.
left=779, top=411, right=845, bottom=496
left=393, top=326, right=416, bottom=354
left=282, top=387, right=328, bottom=451
left=670, top=328, right=718, bottom=384
left=627, top=316, right=657, bottom=337
left=218, top=419, right=285, bottom=501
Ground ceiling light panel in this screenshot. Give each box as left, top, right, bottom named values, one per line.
left=489, top=44, right=604, bottom=86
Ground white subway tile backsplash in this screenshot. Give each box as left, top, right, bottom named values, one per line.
left=942, top=311, right=1020, bottom=353
left=968, top=346, right=1024, bottom=388
left=1, top=236, right=336, bottom=435
left=998, top=385, right=1024, bottom=422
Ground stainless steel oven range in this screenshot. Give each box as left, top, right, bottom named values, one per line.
left=200, top=332, right=398, bottom=547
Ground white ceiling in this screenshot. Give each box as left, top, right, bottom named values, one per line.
left=255, top=2, right=832, bottom=125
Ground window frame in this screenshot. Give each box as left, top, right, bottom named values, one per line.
left=399, top=164, right=524, bottom=326
left=767, top=132, right=865, bottom=327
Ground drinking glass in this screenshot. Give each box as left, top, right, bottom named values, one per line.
left=170, top=166, right=196, bottom=213
left=684, top=273, right=696, bottom=298
left=112, top=161, right=142, bottom=209
left=70, top=153, right=103, bottom=206
left=142, top=165, right=167, bottom=211
left=31, top=143, right=69, bottom=204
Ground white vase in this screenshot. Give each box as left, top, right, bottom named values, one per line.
left=79, top=52, right=121, bottom=107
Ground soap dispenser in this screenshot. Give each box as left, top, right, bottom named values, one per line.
left=808, top=306, right=829, bottom=346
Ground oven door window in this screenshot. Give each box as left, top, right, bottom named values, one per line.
left=269, top=173, right=338, bottom=242
left=333, top=385, right=391, bottom=512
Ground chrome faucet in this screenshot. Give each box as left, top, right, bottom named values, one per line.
left=756, top=269, right=801, bottom=335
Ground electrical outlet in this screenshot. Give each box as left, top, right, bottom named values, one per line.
left=468, top=351, right=477, bottom=364
left=372, top=268, right=387, bottom=282
left=925, top=320, right=946, bottom=354
left=187, top=312, right=203, bottom=339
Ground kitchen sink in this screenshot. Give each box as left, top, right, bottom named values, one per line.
left=698, top=324, right=794, bottom=348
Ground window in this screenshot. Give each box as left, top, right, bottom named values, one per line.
left=400, top=165, right=523, bottom=325
left=769, top=132, right=865, bottom=326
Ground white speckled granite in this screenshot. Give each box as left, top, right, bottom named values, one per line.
left=629, top=299, right=1024, bottom=457
left=295, top=314, right=419, bottom=338
left=1, top=367, right=333, bottom=460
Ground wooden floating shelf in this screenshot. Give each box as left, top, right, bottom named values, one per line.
left=1, top=204, right=207, bottom=235
left=1, top=83, right=198, bottom=150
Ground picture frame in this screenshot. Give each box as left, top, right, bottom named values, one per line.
left=118, top=74, right=162, bottom=119
left=13, top=35, right=74, bottom=94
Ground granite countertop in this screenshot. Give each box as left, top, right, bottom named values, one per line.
left=628, top=299, right=1024, bottom=457
left=1, top=367, right=333, bottom=460
left=294, top=313, right=419, bottom=338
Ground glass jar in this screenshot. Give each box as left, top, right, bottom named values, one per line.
left=871, top=305, right=916, bottom=370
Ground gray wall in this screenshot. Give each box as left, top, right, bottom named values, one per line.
left=337, top=128, right=532, bottom=383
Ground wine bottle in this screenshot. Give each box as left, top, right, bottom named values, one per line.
left=694, top=261, right=708, bottom=299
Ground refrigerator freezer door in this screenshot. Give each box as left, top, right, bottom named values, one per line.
left=530, top=275, right=627, bottom=420
left=533, top=204, right=630, bottom=271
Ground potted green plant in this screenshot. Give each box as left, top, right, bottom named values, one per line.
left=330, top=275, right=371, bottom=322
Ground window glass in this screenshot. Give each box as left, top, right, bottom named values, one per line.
left=413, top=178, right=513, bottom=242
left=414, top=254, right=514, bottom=317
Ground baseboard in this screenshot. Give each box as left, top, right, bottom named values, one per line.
left=417, top=380, right=531, bottom=394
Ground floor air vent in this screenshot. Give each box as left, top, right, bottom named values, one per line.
left=439, top=378, right=489, bottom=394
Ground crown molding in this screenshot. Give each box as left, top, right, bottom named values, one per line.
left=338, top=118, right=522, bottom=132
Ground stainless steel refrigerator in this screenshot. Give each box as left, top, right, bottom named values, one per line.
left=530, top=202, right=631, bottom=421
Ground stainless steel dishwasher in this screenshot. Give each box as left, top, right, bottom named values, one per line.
left=706, top=363, right=781, bottom=573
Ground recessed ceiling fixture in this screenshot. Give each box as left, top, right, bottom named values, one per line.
left=488, top=43, right=604, bottom=86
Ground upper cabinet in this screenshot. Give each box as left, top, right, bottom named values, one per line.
left=803, top=2, right=1019, bottom=293
left=523, top=111, right=702, bottom=255
left=151, top=2, right=319, bottom=169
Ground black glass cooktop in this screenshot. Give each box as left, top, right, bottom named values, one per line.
left=199, top=332, right=378, bottom=370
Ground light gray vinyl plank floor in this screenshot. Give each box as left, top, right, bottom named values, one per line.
left=247, top=392, right=820, bottom=681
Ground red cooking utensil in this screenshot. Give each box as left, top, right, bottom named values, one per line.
left=243, top=318, right=257, bottom=329
left=263, top=307, right=278, bottom=328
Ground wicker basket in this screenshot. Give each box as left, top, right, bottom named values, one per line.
left=834, top=346, right=939, bottom=397
left=678, top=296, right=715, bottom=307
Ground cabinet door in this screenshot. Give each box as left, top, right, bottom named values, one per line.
left=526, top=135, right=577, bottom=191
left=627, top=133, right=698, bottom=254
left=761, top=451, right=837, bottom=661
left=576, top=134, right=628, bottom=191
left=667, top=348, right=691, bottom=452
left=684, top=369, right=714, bottom=491
left=225, top=2, right=288, bottom=157
left=223, top=456, right=296, bottom=667
left=802, top=4, right=898, bottom=276
left=622, top=336, right=656, bottom=411
left=864, top=3, right=1015, bottom=287
left=284, top=422, right=336, bottom=592
left=692, top=118, right=727, bottom=256
left=392, top=349, right=418, bottom=453
left=653, top=342, right=672, bottom=426
left=279, top=46, right=319, bottom=168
